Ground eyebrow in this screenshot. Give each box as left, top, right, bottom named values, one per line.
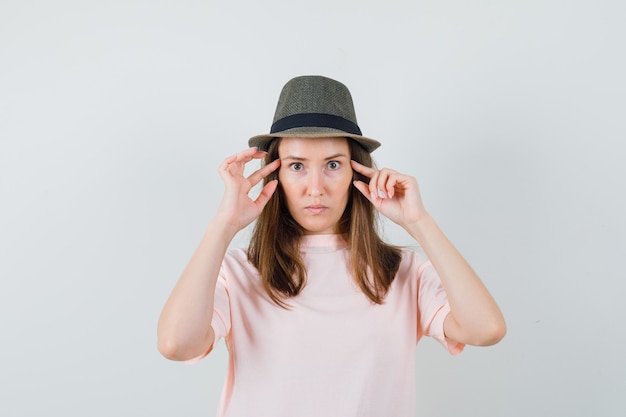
left=281, top=153, right=349, bottom=161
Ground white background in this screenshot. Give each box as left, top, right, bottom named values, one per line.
left=1, top=1, right=625, bottom=416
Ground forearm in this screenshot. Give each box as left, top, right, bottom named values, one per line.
left=157, top=218, right=238, bottom=360
left=404, top=214, right=506, bottom=345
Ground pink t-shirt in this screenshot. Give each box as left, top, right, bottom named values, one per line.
left=205, top=234, right=463, bottom=417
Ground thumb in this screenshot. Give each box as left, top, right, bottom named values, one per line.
left=254, top=180, right=279, bottom=210
left=353, top=180, right=376, bottom=204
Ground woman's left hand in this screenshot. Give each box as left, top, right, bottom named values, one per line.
left=351, top=160, right=429, bottom=228
left=352, top=160, right=506, bottom=346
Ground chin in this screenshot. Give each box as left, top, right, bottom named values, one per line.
left=294, top=213, right=341, bottom=235
left=301, top=224, right=337, bottom=235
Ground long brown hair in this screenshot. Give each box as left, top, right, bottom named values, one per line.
left=247, top=138, right=401, bottom=307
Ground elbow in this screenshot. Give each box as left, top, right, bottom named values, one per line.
left=157, top=330, right=214, bottom=361
left=476, top=318, right=507, bottom=346
left=447, top=311, right=506, bottom=347
left=157, top=336, right=186, bottom=361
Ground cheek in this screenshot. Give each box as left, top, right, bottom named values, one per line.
left=277, top=172, right=299, bottom=200
left=278, top=167, right=300, bottom=182
left=332, top=172, right=353, bottom=194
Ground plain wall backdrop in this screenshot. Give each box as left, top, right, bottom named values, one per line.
left=1, top=1, right=624, bottom=416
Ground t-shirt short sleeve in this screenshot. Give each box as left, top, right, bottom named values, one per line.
left=211, top=272, right=231, bottom=342
left=416, top=259, right=465, bottom=355
left=184, top=268, right=231, bottom=364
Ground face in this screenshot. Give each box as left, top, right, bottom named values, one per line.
left=278, top=137, right=353, bottom=235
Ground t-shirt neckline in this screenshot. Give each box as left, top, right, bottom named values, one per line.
left=300, top=234, right=347, bottom=252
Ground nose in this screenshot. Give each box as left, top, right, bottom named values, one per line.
left=307, top=170, right=324, bottom=197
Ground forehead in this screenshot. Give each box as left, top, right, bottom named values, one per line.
left=278, top=137, right=350, bottom=157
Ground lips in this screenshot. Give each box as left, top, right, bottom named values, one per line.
left=305, top=204, right=327, bottom=214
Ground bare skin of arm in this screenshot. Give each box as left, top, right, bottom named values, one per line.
left=157, top=148, right=279, bottom=361
left=352, top=161, right=506, bottom=346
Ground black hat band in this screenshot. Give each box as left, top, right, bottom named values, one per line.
left=270, top=113, right=362, bottom=136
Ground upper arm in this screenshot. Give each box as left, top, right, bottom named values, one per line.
left=443, top=310, right=505, bottom=346
left=443, top=311, right=464, bottom=345
left=182, top=326, right=216, bottom=364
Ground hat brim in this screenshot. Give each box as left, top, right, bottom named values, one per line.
left=248, top=127, right=381, bottom=153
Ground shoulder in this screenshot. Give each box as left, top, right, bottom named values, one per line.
left=220, top=247, right=260, bottom=282
left=223, top=246, right=249, bottom=263
left=398, top=246, right=430, bottom=273
left=219, top=247, right=269, bottom=302
left=392, top=246, right=439, bottom=289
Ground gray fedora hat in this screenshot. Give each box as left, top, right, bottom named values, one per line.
left=248, top=75, right=381, bottom=152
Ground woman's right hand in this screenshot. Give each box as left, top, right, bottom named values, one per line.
left=158, top=147, right=279, bottom=361
left=215, top=147, right=280, bottom=232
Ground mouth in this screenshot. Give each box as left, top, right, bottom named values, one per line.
left=305, top=205, right=328, bottom=215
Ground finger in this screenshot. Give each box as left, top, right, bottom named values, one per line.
left=386, top=175, right=398, bottom=199
left=353, top=180, right=374, bottom=203
left=350, top=160, right=376, bottom=178
left=219, top=154, right=237, bottom=172
left=220, top=147, right=266, bottom=169
left=248, top=159, right=280, bottom=187
left=379, top=169, right=402, bottom=199
left=254, top=179, right=279, bottom=209
left=368, top=170, right=380, bottom=200
left=384, top=170, right=401, bottom=199
left=220, top=148, right=267, bottom=178
left=353, top=180, right=382, bottom=209
left=238, top=147, right=267, bottom=161
left=370, top=170, right=395, bottom=199
left=376, top=169, right=392, bottom=199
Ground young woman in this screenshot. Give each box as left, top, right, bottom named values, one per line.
left=157, top=76, right=506, bottom=417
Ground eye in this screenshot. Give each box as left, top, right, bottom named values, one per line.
left=326, top=161, right=340, bottom=170
left=289, top=162, right=304, bottom=171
